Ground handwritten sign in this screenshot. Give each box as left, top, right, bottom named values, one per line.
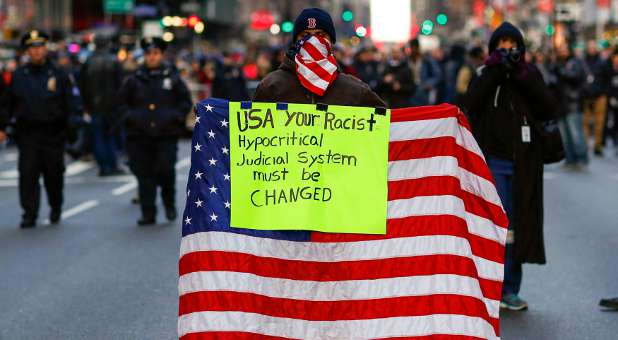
left=229, top=102, right=390, bottom=234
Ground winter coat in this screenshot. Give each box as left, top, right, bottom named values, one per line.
left=253, top=56, right=385, bottom=107
left=377, top=60, right=415, bottom=108
left=79, top=49, right=123, bottom=124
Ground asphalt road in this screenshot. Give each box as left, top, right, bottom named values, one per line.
left=0, top=140, right=617, bottom=339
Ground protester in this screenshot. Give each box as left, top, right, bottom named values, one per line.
left=118, top=37, right=192, bottom=225
left=550, top=45, right=589, bottom=169
left=378, top=46, right=414, bottom=108
left=0, top=30, right=78, bottom=228
left=253, top=7, right=384, bottom=108
left=582, top=41, right=610, bottom=156
left=408, top=38, right=443, bottom=106
left=464, top=22, right=559, bottom=311
left=79, top=34, right=125, bottom=176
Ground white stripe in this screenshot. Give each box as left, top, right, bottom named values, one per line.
left=178, top=311, right=499, bottom=339
left=389, top=156, right=502, bottom=208
left=3, top=152, right=17, bottom=162
left=298, top=48, right=337, bottom=75
left=179, top=231, right=503, bottom=281
left=111, top=180, right=137, bottom=196
left=390, top=117, right=484, bottom=160
left=61, top=200, right=99, bottom=219
left=0, top=169, right=18, bottom=179
left=295, top=59, right=329, bottom=90
left=307, top=36, right=329, bottom=56
left=65, top=160, right=95, bottom=176
left=178, top=271, right=500, bottom=318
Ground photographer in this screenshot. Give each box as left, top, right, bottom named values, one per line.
left=465, top=22, right=559, bottom=311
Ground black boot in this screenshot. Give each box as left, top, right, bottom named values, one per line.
left=50, top=208, right=62, bottom=225
left=165, top=206, right=177, bottom=221
left=20, top=218, right=36, bottom=228
left=137, top=210, right=156, bottom=226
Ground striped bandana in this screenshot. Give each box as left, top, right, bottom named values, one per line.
left=294, top=35, right=339, bottom=96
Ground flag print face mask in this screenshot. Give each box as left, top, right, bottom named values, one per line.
left=293, top=35, right=339, bottom=97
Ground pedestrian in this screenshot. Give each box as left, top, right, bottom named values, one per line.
left=582, top=41, right=610, bottom=156
left=605, top=48, right=618, bottom=153
left=464, top=22, right=559, bottom=311
left=118, top=37, right=193, bottom=225
left=550, top=45, right=589, bottom=169
left=253, top=7, right=384, bottom=108
left=408, top=39, right=443, bottom=106
left=0, top=30, right=78, bottom=228
left=212, top=52, right=250, bottom=101
left=353, top=46, right=381, bottom=92
left=79, top=34, right=125, bottom=176
left=377, top=46, right=415, bottom=108
left=454, top=46, right=485, bottom=108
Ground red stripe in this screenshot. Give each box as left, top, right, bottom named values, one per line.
left=178, top=251, right=502, bottom=300
left=295, top=54, right=336, bottom=82
left=181, top=332, right=294, bottom=340
left=301, top=41, right=336, bottom=75
left=389, top=137, right=494, bottom=184
left=178, top=291, right=499, bottom=334
left=312, top=213, right=504, bottom=264
left=390, top=104, right=473, bottom=132
left=295, top=68, right=327, bottom=96
left=376, top=336, right=487, bottom=340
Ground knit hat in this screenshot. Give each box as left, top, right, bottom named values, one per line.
left=488, top=22, right=525, bottom=55
left=292, top=8, right=336, bottom=43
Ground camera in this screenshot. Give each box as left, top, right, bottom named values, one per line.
left=497, top=48, right=521, bottom=68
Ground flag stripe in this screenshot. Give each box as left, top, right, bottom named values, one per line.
left=178, top=271, right=500, bottom=318
left=178, top=312, right=499, bottom=339
left=178, top=251, right=502, bottom=301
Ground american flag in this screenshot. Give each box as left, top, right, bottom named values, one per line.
left=179, top=98, right=508, bottom=339
left=294, top=35, right=339, bottom=96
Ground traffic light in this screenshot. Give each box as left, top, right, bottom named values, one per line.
left=188, top=15, right=200, bottom=28
left=342, top=10, right=353, bottom=22
left=281, top=21, right=294, bottom=33
left=436, top=13, right=448, bottom=25
left=421, top=20, right=434, bottom=35
left=545, top=24, right=555, bottom=36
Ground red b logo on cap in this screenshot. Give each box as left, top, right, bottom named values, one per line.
left=308, top=18, right=317, bottom=29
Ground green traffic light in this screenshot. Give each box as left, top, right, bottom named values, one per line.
left=437, top=13, right=448, bottom=25
left=545, top=24, right=555, bottom=36
left=421, top=19, right=434, bottom=35
left=342, top=10, right=353, bottom=22
left=281, top=21, right=294, bottom=33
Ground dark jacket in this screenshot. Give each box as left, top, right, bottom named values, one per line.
left=79, top=49, right=123, bottom=123
left=253, top=56, right=385, bottom=107
left=548, top=56, right=586, bottom=115
left=582, top=54, right=610, bottom=99
left=118, top=64, right=192, bottom=138
left=464, top=23, right=559, bottom=264
left=212, top=64, right=250, bottom=101
left=1, top=61, right=76, bottom=140
left=377, top=60, right=415, bottom=108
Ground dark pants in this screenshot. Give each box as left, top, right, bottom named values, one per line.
left=90, top=115, right=118, bottom=174
left=488, top=157, right=523, bottom=297
left=126, top=136, right=177, bottom=217
left=17, top=140, right=65, bottom=220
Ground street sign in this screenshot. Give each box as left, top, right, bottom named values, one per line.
left=104, top=0, right=134, bottom=14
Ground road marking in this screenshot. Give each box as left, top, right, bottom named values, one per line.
left=0, top=169, right=18, bottom=179
left=175, top=157, right=191, bottom=170
left=43, top=200, right=99, bottom=224
left=543, top=172, right=557, bottom=180
left=112, top=180, right=137, bottom=196
left=65, top=160, right=95, bottom=176
left=3, top=153, right=17, bottom=162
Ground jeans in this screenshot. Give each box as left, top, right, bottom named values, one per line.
left=90, top=114, right=119, bottom=174
left=558, top=111, right=588, bottom=165
left=487, top=157, right=523, bottom=296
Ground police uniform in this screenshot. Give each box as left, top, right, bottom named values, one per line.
left=1, top=30, right=77, bottom=227
left=118, top=37, right=192, bottom=225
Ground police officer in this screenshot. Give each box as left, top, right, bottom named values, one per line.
left=0, top=30, right=77, bottom=228
left=118, top=37, right=192, bottom=225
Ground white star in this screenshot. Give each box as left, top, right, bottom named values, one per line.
left=194, top=143, right=202, bottom=152
left=184, top=216, right=192, bottom=225
left=209, top=158, right=217, bottom=166
left=223, top=173, right=230, bottom=181
left=195, top=198, right=203, bottom=207
left=221, top=146, right=229, bottom=155
left=195, top=115, right=201, bottom=124
left=187, top=190, right=190, bottom=197
left=207, top=130, right=216, bottom=139
left=209, top=185, right=218, bottom=194
left=194, top=171, right=203, bottom=180
left=209, top=212, right=218, bottom=222
left=220, top=119, right=228, bottom=127
left=224, top=201, right=231, bottom=209
left=205, top=104, right=213, bottom=112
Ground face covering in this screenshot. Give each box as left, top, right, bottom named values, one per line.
left=293, top=35, right=338, bottom=96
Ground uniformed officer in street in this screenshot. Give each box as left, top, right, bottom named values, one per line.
left=118, top=37, right=192, bottom=226
left=0, top=30, right=77, bottom=228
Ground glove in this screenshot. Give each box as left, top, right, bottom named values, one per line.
left=485, top=50, right=506, bottom=66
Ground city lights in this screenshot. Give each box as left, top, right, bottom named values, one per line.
left=194, top=21, right=205, bottom=34
left=421, top=19, right=434, bottom=35
left=162, top=31, right=174, bottom=42
left=270, top=23, right=281, bottom=35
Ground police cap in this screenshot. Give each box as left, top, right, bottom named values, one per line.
left=140, top=37, right=167, bottom=52
left=21, top=30, right=49, bottom=48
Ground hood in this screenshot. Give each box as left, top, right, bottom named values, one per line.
left=488, top=22, right=525, bottom=56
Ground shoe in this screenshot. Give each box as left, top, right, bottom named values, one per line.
left=99, top=168, right=126, bottom=177
left=500, top=294, right=528, bottom=311
left=600, top=297, right=618, bottom=310
left=49, top=209, right=61, bottom=224
left=20, top=218, right=36, bottom=228
left=165, top=206, right=177, bottom=221
left=594, top=148, right=604, bottom=157
left=137, top=215, right=156, bottom=226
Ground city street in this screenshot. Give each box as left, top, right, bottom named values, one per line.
left=0, top=140, right=617, bottom=339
